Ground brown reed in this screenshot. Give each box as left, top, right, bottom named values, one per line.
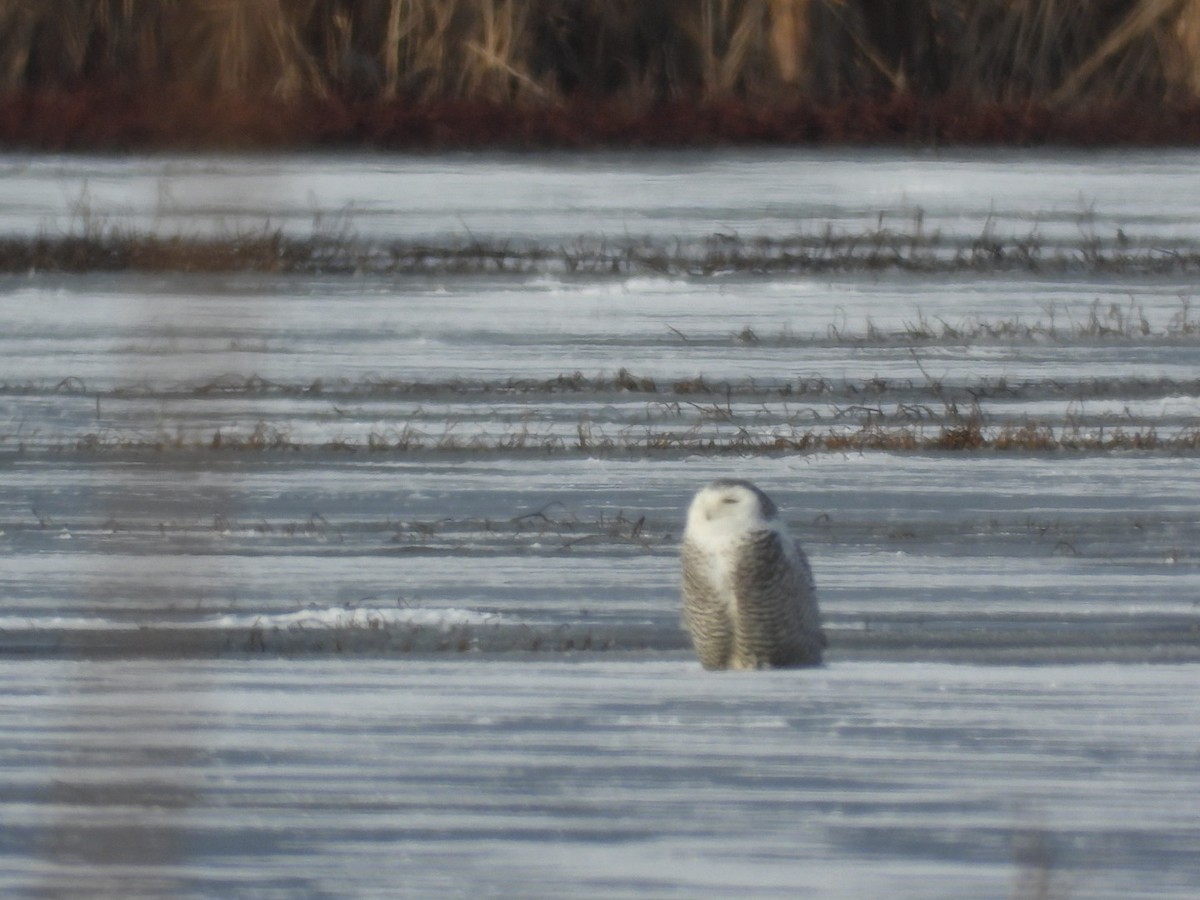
left=2, top=1, right=1200, bottom=147
left=1, top=1, right=1198, bottom=103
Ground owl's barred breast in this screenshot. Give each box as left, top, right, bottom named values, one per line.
left=679, top=537, right=735, bottom=669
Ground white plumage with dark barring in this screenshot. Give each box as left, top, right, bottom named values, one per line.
left=680, top=479, right=825, bottom=669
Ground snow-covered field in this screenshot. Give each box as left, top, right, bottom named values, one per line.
left=4, top=658, right=1198, bottom=899
left=1, top=149, right=1198, bottom=897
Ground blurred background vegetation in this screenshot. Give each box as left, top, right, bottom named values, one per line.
left=1, top=0, right=1198, bottom=145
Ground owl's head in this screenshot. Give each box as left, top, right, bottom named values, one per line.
left=685, top=479, right=778, bottom=535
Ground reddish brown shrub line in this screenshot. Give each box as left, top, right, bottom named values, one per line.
left=0, top=233, right=296, bottom=273
left=5, top=89, right=1200, bottom=152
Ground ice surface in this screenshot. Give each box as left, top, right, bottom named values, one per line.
left=1, top=658, right=1198, bottom=899
left=4, top=147, right=1200, bottom=244
left=1, top=149, right=1199, bottom=896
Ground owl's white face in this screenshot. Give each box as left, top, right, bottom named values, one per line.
left=684, top=479, right=777, bottom=540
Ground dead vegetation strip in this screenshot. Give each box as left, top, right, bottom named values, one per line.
left=44, top=418, right=1200, bottom=457
left=9, top=369, right=1200, bottom=405
left=5, top=228, right=1200, bottom=276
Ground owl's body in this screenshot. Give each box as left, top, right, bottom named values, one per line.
left=680, top=479, right=825, bottom=669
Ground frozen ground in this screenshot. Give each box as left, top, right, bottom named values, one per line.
left=3, top=658, right=1198, bottom=899
left=1, top=149, right=1199, bottom=896
left=5, top=146, right=1200, bottom=246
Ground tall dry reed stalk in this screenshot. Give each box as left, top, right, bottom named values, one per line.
left=463, top=0, right=546, bottom=101
left=681, top=0, right=772, bottom=98
left=949, top=0, right=1198, bottom=104
left=768, top=0, right=812, bottom=86
left=172, top=0, right=328, bottom=99
left=1165, top=0, right=1200, bottom=96
left=1052, top=0, right=1198, bottom=103
left=374, top=0, right=544, bottom=102
left=0, top=0, right=107, bottom=89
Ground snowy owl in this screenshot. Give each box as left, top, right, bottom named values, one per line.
left=680, top=479, right=825, bottom=669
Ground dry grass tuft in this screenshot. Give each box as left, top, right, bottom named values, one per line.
left=10, top=216, right=1200, bottom=276
left=57, top=416, right=1200, bottom=458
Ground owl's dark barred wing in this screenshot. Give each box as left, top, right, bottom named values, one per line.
left=730, top=530, right=825, bottom=668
